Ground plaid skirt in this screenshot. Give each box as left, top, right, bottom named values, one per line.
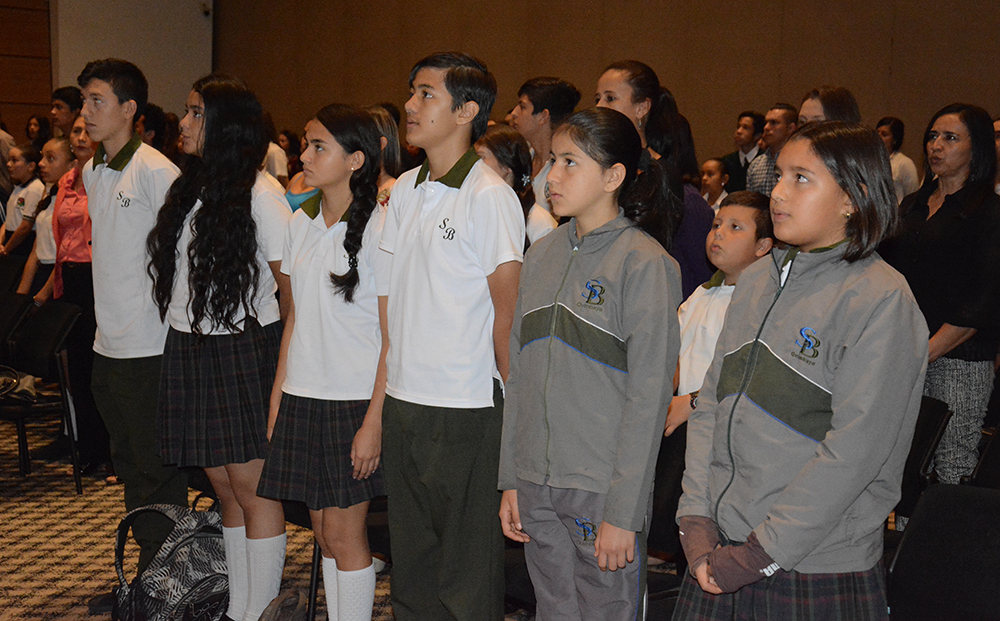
left=157, top=319, right=281, bottom=468
left=672, top=563, right=888, bottom=621
left=257, top=393, right=385, bottom=510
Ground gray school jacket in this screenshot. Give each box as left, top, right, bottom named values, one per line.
left=498, top=214, right=682, bottom=532
left=677, top=244, right=929, bottom=573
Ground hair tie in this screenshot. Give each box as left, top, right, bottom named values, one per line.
left=521, top=173, right=532, bottom=188
left=348, top=255, right=359, bottom=270
left=637, top=148, right=653, bottom=172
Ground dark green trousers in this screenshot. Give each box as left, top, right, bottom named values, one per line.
left=382, top=382, right=505, bottom=621
left=91, top=353, right=189, bottom=574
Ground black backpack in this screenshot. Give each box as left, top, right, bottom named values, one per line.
left=112, top=504, right=229, bottom=621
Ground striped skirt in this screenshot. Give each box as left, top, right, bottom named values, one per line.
left=257, top=393, right=385, bottom=510
left=157, top=319, right=281, bottom=468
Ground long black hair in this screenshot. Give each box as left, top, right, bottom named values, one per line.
left=146, top=74, right=268, bottom=334
left=315, top=104, right=382, bottom=303
left=556, top=107, right=679, bottom=251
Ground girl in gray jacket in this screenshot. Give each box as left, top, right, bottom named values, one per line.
left=674, top=122, right=929, bottom=621
left=499, top=107, right=682, bottom=621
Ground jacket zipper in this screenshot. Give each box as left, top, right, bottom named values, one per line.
left=712, top=252, right=793, bottom=541
left=542, top=242, right=579, bottom=478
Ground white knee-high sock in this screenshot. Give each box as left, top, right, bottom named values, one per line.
left=337, top=564, right=376, bottom=621
left=322, top=556, right=338, bottom=621
left=222, top=526, right=248, bottom=620
left=242, top=533, right=286, bottom=621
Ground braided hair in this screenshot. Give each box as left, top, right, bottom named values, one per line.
left=314, top=104, right=382, bottom=302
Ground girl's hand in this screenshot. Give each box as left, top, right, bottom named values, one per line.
left=499, top=489, right=530, bottom=543
left=351, top=419, right=382, bottom=480
left=665, top=394, right=694, bottom=436
left=266, top=399, right=280, bottom=441
left=593, top=521, right=635, bottom=571
left=693, top=559, right=723, bottom=594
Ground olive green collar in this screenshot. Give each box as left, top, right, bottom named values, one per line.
left=300, top=193, right=351, bottom=224
left=701, top=270, right=728, bottom=289
left=414, top=148, right=480, bottom=189
left=93, top=134, right=142, bottom=171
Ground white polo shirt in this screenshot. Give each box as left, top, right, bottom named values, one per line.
left=380, top=149, right=525, bottom=409
left=34, top=205, right=56, bottom=263
left=84, top=136, right=179, bottom=359
left=676, top=271, right=735, bottom=395
left=264, top=142, right=288, bottom=179
left=532, top=158, right=552, bottom=214
left=167, top=171, right=290, bottom=334
left=282, top=194, right=390, bottom=400
left=5, top=178, right=44, bottom=232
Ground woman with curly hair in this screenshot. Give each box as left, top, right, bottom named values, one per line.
left=258, top=103, right=387, bottom=621
left=146, top=74, right=291, bottom=621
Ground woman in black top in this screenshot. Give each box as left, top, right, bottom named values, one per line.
left=880, top=103, right=1000, bottom=485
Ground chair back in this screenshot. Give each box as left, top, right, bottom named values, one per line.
left=0, top=292, right=33, bottom=364
left=11, top=301, right=81, bottom=379
left=888, top=484, right=1000, bottom=620
left=0, top=254, right=28, bottom=292
left=965, top=432, right=1000, bottom=490
left=895, top=396, right=951, bottom=518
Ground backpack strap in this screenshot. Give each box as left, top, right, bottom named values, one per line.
left=113, top=504, right=192, bottom=587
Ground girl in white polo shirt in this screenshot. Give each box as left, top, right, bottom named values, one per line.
left=146, top=74, right=291, bottom=621
left=257, top=104, right=389, bottom=621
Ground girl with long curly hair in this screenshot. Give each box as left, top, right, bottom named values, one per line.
left=146, top=74, right=291, bottom=621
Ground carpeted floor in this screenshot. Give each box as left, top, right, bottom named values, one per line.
left=0, top=417, right=388, bottom=621
left=1, top=417, right=676, bottom=620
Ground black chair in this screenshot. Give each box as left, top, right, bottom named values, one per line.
left=0, top=300, right=83, bottom=492
left=0, top=291, right=34, bottom=364
left=894, top=396, right=952, bottom=519
left=961, top=430, right=1000, bottom=489
left=887, top=484, right=1000, bottom=620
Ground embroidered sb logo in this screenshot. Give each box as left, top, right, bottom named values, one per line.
left=575, top=518, right=597, bottom=542
left=795, top=327, right=821, bottom=358
left=116, top=191, right=132, bottom=209
left=438, top=217, right=456, bottom=240
left=583, top=280, right=604, bottom=305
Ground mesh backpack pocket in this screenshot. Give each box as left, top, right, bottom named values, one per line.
left=113, top=504, right=229, bottom=621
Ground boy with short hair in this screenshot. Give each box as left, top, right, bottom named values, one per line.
left=666, top=191, right=774, bottom=435
left=510, top=76, right=581, bottom=212
left=78, top=58, right=188, bottom=586
left=51, top=86, right=84, bottom=137
left=379, top=52, right=524, bottom=621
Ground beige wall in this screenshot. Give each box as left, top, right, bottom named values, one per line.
left=215, top=0, right=1000, bottom=168
left=1, top=0, right=50, bottom=143
left=51, top=0, right=213, bottom=120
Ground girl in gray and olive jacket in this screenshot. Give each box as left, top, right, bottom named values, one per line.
left=498, top=107, right=682, bottom=621
left=674, top=122, right=928, bottom=621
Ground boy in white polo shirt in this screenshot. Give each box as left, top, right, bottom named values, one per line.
left=379, top=52, right=525, bottom=621
left=78, top=59, right=188, bottom=587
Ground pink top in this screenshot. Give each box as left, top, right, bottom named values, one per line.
left=52, top=167, right=92, bottom=298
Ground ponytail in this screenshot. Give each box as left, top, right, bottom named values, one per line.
left=619, top=152, right=678, bottom=251
left=557, top=107, right=679, bottom=252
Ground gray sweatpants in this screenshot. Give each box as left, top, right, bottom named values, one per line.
left=517, top=479, right=648, bottom=621
left=924, top=357, right=994, bottom=485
